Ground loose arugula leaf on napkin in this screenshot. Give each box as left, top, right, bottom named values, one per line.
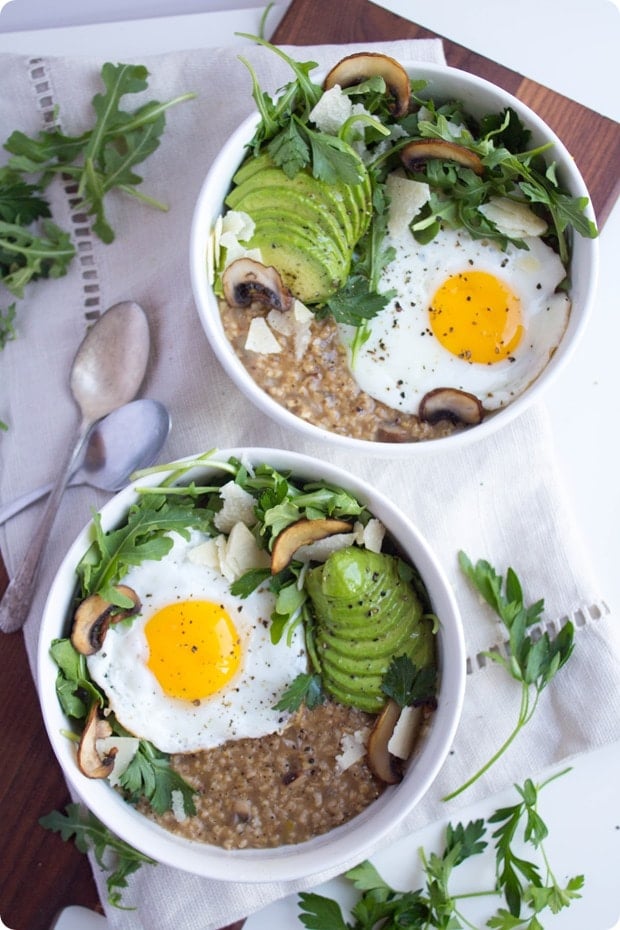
left=298, top=771, right=583, bottom=929
left=0, top=63, right=195, bottom=352
left=5, top=63, right=196, bottom=244
left=40, top=803, right=156, bottom=909
left=442, top=553, right=575, bottom=801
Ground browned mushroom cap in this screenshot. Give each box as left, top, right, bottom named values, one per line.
left=401, top=139, right=484, bottom=176
left=222, top=258, right=293, bottom=312
left=77, top=704, right=116, bottom=779
left=71, top=585, right=141, bottom=656
left=271, top=518, right=353, bottom=574
left=419, top=388, right=484, bottom=426
left=323, top=52, right=411, bottom=118
left=367, top=698, right=404, bottom=784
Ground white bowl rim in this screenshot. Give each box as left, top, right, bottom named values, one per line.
left=37, top=446, right=466, bottom=882
left=189, top=60, right=599, bottom=458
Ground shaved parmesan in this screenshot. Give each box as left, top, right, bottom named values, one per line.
left=386, top=173, right=430, bottom=238
left=336, top=728, right=370, bottom=771
left=310, top=85, right=353, bottom=134
left=388, top=705, right=421, bottom=760
left=223, top=521, right=270, bottom=579
left=362, top=518, right=385, bottom=553
left=245, top=317, right=282, bottom=354
left=479, top=196, right=548, bottom=238
left=214, top=481, right=257, bottom=532
left=96, top=736, right=140, bottom=786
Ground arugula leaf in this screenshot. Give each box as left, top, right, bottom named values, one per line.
left=40, top=802, right=156, bottom=908
left=50, top=637, right=105, bottom=719
left=273, top=672, right=325, bottom=712
left=5, top=63, right=196, bottom=245
left=0, top=301, right=17, bottom=350
left=442, top=553, right=575, bottom=801
left=76, top=494, right=209, bottom=600
left=117, top=738, right=196, bottom=817
left=381, top=654, right=437, bottom=708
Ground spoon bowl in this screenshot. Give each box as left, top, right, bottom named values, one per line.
left=0, top=399, right=171, bottom=525
left=0, top=300, right=151, bottom=633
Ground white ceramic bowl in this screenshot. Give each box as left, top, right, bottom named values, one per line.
left=38, top=447, right=465, bottom=882
left=190, top=62, right=598, bottom=457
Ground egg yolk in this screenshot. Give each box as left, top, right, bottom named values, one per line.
left=145, top=600, right=241, bottom=701
left=429, top=270, right=523, bottom=363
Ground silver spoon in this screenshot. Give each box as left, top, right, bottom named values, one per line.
left=0, top=399, right=171, bottom=526
left=0, top=300, right=150, bottom=634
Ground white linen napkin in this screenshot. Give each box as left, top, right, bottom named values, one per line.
left=0, top=38, right=618, bottom=930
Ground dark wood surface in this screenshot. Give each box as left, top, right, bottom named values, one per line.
left=1, top=1, right=618, bottom=928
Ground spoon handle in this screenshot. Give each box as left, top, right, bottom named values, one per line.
left=0, top=481, right=58, bottom=525
left=0, top=423, right=89, bottom=634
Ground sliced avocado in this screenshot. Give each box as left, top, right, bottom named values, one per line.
left=229, top=187, right=351, bottom=262
left=305, top=548, right=435, bottom=711
left=226, top=165, right=361, bottom=248
left=248, top=221, right=350, bottom=303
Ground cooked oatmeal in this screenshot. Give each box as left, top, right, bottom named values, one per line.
left=220, top=303, right=460, bottom=443
left=143, top=702, right=384, bottom=849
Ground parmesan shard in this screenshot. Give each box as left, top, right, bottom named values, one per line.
left=245, top=317, right=282, bottom=354
left=96, top=736, right=140, bottom=786
left=387, top=705, right=422, bottom=760
left=386, top=173, right=430, bottom=238
left=478, top=196, right=548, bottom=238
left=214, top=481, right=257, bottom=532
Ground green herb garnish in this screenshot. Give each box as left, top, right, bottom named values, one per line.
left=273, top=672, right=325, bottom=712
left=381, top=654, right=437, bottom=708
left=0, top=63, right=194, bottom=349
left=40, top=803, right=156, bottom=909
left=442, top=553, right=575, bottom=801
left=298, top=771, right=583, bottom=929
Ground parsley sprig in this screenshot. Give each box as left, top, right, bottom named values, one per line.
left=442, top=553, right=575, bottom=801
left=40, top=803, right=156, bottom=909
left=298, top=771, right=583, bottom=929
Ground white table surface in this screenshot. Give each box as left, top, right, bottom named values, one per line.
left=1, top=2, right=618, bottom=928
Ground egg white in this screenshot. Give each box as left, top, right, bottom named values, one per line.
left=345, top=216, right=570, bottom=414
left=87, top=530, right=307, bottom=754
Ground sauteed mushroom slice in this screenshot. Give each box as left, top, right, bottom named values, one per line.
left=222, top=258, right=293, bottom=312
left=323, top=52, right=411, bottom=117
left=271, top=518, right=353, bottom=574
left=419, top=388, right=484, bottom=426
left=367, top=698, right=404, bottom=784
left=401, top=139, right=484, bottom=176
left=71, top=585, right=141, bottom=656
left=77, top=704, right=116, bottom=779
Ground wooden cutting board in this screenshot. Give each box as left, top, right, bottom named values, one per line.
left=273, top=0, right=620, bottom=227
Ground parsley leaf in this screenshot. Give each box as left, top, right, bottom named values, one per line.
left=117, top=738, right=196, bottom=817
left=442, top=553, right=575, bottom=801
left=273, top=672, right=325, bottom=712
left=40, top=802, right=156, bottom=909
left=298, top=772, right=583, bottom=929
left=381, top=654, right=437, bottom=708
left=0, top=218, right=75, bottom=298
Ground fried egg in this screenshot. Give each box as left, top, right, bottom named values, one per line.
left=87, top=530, right=306, bottom=754
left=345, top=177, right=570, bottom=414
